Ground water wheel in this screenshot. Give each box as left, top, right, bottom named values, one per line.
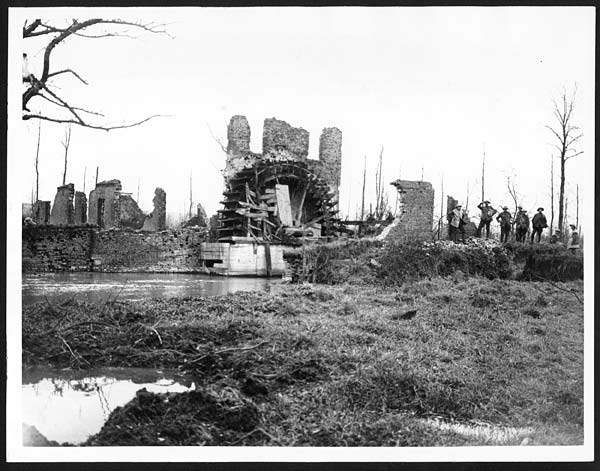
left=217, top=159, right=340, bottom=242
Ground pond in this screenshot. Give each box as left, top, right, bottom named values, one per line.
left=22, top=272, right=283, bottom=306
left=22, top=366, right=195, bottom=445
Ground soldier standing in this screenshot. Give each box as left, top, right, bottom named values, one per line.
left=496, top=206, right=512, bottom=243
left=448, top=204, right=465, bottom=242
left=476, top=200, right=497, bottom=238
left=514, top=206, right=529, bottom=242
left=567, top=224, right=580, bottom=253
left=530, top=207, right=548, bottom=243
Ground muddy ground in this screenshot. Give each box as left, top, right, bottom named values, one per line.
left=22, top=276, right=584, bottom=446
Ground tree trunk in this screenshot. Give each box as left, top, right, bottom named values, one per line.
left=576, top=184, right=579, bottom=230
left=439, top=176, right=444, bottom=240
left=550, top=157, right=554, bottom=235
left=360, top=156, right=366, bottom=234
left=62, top=125, right=71, bottom=186
left=481, top=148, right=485, bottom=202
left=558, top=153, right=565, bottom=234
left=35, top=120, right=41, bottom=202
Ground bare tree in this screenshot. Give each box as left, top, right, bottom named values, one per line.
left=360, top=155, right=366, bottom=221
left=374, top=147, right=384, bottom=219
left=438, top=175, right=444, bottom=240
left=506, top=175, right=520, bottom=234
left=61, top=124, right=71, bottom=185
left=481, top=145, right=486, bottom=202
left=546, top=85, right=584, bottom=234
left=34, top=120, right=41, bottom=201
left=550, top=156, right=554, bottom=235
left=189, top=170, right=193, bottom=220
left=22, top=18, right=171, bottom=131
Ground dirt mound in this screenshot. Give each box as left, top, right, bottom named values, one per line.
left=86, top=386, right=259, bottom=446
left=521, top=253, right=583, bottom=281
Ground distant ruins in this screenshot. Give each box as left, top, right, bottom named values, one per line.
left=35, top=179, right=166, bottom=231
left=219, top=116, right=343, bottom=242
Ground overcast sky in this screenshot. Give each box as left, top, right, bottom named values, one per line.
left=10, top=6, right=595, bottom=226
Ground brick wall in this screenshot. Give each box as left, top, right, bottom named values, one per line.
left=89, top=180, right=122, bottom=229
left=385, top=180, right=434, bottom=242
left=262, top=118, right=309, bottom=160
left=317, top=127, right=342, bottom=200
left=22, top=225, right=94, bottom=272
left=22, top=226, right=209, bottom=273
left=74, top=192, right=87, bottom=225
left=32, top=201, right=51, bottom=224
left=49, top=184, right=75, bottom=225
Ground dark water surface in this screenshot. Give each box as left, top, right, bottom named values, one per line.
left=22, top=272, right=282, bottom=306
left=22, top=366, right=195, bottom=445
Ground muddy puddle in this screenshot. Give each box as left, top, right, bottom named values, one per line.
left=22, top=366, right=195, bottom=445
left=22, top=272, right=282, bottom=306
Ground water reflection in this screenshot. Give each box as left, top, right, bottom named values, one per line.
left=22, top=367, right=195, bottom=445
left=22, top=272, right=282, bottom=306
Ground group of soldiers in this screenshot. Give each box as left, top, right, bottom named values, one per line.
left=447, top=200, right=580, bottom=251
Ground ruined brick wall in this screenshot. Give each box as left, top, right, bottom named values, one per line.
left=317, top=127, right=342, bottom=200
left=22, top=225, right=94, bottom=271
left=142, top=188, right=167, bottom=231
left=118, top=194, right=146, bottom=230
left=93, top=228, right=206, bottom=272
left=385, top=180, right=434, bottom=243
left=262, top=118, right=309, bottom=161
left=222, top=116, right=342, bottom=210
left=74, top=192, right=87, bottom=225
left=49, top=184, right=75, bottom=225
left=32, top=201, right=51, bottom=224
left=225, top=115, right=257, bottom=181
left=227, top=115, right=251, bottom=156
left=88, top=180, right=122, bottom=229
left=22, top=226, right=208, bottom=273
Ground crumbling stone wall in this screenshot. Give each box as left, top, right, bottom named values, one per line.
left=22, top=225, right=208, bottom=273
left=262, top=118, right=309, bottom=161
left=93, top=227, right=205, bottom=272
left=223, top=115, right=342, bottom=206
left=385, top=180, right=434, bottom=242
left=32, top=201, right=51, bottom=224
left=22, top=225, right=94, bottom=271
left=49, top=184, right=75, bottom=225
left=142, top=188, right=166, bottom=231
left=74, top=192, right=87, bottom=225
left=88, top=180, right=122, bottom=229
left=119, top=194, right=146, bottom=230
left=317, top=127, right=343, bottom=200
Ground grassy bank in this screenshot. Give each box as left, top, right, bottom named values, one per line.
left=287, top=238, right=583, bottom=284
left=23, top=277, right=584, bottom=446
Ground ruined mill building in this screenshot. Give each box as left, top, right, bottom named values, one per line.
left=34, top=179, right=167, bottom=232
left=218, top=116, right=343, bottom=242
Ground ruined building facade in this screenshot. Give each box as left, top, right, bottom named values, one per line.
left=219, top=116, right=342, bottom=241
left=385, top=180, right=435, bottom=242
left=88, top=179, right=166, bottom=231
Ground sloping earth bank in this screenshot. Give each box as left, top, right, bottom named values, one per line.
left=23, top=277, right=583, bottom=446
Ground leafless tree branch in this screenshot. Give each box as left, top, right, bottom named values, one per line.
left=47, top=68, right=89, bottom=85
left=23, top=18, right=171, bottom=131
left=207, top=123, right=227, bottom=153
left=23, top=113, right=170, bottom=132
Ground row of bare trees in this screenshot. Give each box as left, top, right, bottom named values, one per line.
left=546, top=86, right=584, bottom=235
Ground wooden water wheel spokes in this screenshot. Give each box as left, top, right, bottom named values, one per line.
left=217, top=159, right=339, bottom=242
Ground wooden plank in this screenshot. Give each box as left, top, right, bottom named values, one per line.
left=275, top=184, right=293, bottom=226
